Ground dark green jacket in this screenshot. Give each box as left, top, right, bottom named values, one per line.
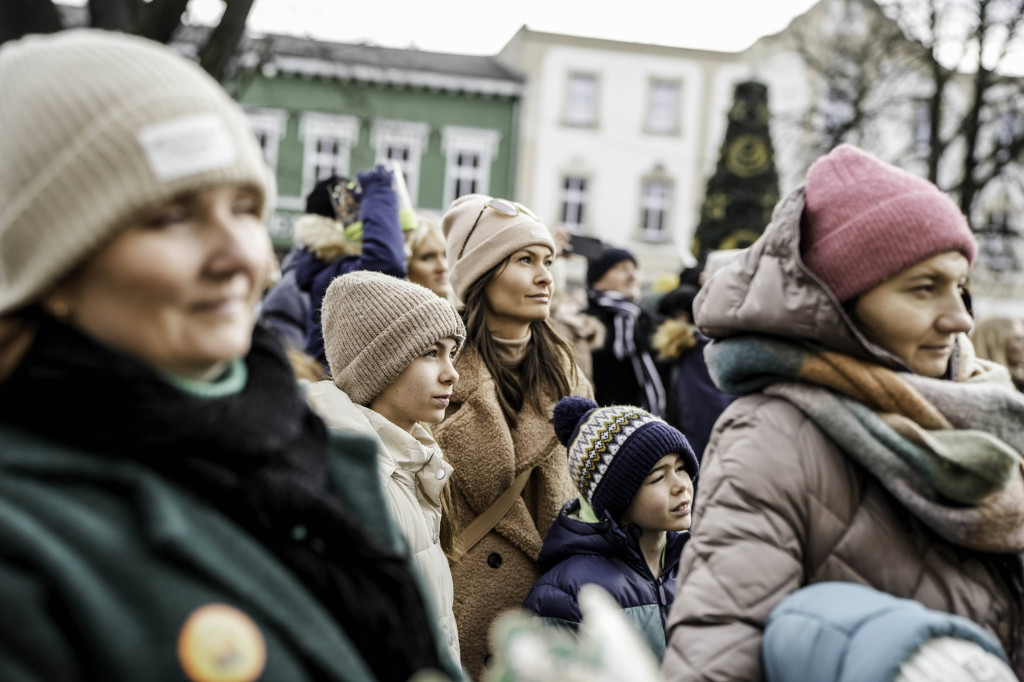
left=0, top=424, right=462, bottom=682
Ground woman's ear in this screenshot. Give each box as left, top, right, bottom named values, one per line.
left=41, top=280, right=78, bottom=323
left=0, top=315, right=38, bottom=383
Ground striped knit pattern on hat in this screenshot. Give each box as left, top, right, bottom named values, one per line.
left=442, top=193, right=556, bottom=303
left=0, top=29, right=271, bottom=315
left=321, top=271, right=466, bottom=406
left=553, top=395, right=697, bottom=521
left=801, top=144, right=976, bottom=303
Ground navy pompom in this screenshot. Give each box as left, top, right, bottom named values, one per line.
left=552, top=395, right=597, bottom=447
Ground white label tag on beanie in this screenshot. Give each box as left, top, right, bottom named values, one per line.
left=137, top=113, right=237, bottom=182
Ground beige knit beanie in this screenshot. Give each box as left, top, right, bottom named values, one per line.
left=0, top=29, right=272, bottom=315
left=321, top=271, right=466, bottom=405
left=442, top=194, right=555, bottom=303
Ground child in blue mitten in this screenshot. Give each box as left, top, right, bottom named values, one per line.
left=523, top=395, right=698, bottom=660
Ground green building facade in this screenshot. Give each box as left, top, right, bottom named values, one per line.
left=225, top=34, right=525, bottom=246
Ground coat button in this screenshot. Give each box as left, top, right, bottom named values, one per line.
left=487, top=553, right=502, bottom=569
left=432, top=532, right=439, bottom=545
left=290, top=525, right=308, bottom=541
left=435, top=469, right=446, bottom=480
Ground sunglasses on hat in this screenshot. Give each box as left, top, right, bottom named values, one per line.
left=457, top=198, right=539, bottom=260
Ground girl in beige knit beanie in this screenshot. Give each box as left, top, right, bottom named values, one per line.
left=0, top=30, right=463, bottom=682
left=305, top=270, right=467, bottom=669
left=434, top=193, right=594, bottom=679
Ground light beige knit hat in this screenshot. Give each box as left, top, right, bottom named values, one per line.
left=442, top=194, right=555, bottom=303
left=321, top=271, right=466, bottom=405
left=0, top=29, right=272, bottom=315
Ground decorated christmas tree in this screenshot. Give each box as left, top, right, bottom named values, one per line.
left=692, top=80, right=780, bottom=264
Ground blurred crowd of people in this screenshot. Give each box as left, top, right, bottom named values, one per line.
left=1, top=28, right=1023, bottom=682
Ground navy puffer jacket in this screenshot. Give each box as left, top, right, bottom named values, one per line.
left=522, top=498, right=689, bottom=659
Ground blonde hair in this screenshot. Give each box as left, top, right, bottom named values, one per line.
left=971, top=316, right=1024, bottom=369
left=405, top=217, right=458, bottom=305
left=405, top=217, right=444, bottom=260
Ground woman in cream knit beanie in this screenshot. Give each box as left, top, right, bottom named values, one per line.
left=435, top=193, right=593, bottom=679
left=0, top=29, right=273, bottom=317
left=0, top=30, right=462, bottom=682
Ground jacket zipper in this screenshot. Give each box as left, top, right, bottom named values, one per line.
left=655, top=576, right=669, bottom=629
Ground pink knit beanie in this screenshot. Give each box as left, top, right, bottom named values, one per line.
left=801, top=144, right=976, bottom=303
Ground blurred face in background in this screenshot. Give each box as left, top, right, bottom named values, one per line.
left=592, top=259, right=641, bottom=301
left=407, top=229, right=452, bottom=298
left=48, top=183, right=271, bottom=381
left=852, top=251, right=973, bottom=378
left=1006, top=319, right=1024, bottom=367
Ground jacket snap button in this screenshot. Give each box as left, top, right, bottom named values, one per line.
left=432, top=532, right=439, bottom=545
left=435, top=469, right=446, bottom=480
left=487, top=553, right=502, bottom=569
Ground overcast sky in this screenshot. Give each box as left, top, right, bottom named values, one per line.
left=183, top=0, right=822, bottom=55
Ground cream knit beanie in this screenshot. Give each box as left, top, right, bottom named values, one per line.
left=442, top=194, right=555, bottom=303
left=321, top=271, right=466, bottom=405
left=0, top=29, right=271, bottom=315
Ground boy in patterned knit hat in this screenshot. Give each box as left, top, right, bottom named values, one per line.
left=523, top=395, right=698, bottom=660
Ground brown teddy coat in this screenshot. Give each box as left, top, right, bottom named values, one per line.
left=435, top=344, right=591, bottom=680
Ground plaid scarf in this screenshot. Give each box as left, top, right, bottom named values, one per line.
left=706, top=333, right=1024, bottom=553
left=591, top=290, right=666, bottom=416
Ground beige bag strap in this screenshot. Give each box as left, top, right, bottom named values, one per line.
left=453, top=467, right=534, bottom=562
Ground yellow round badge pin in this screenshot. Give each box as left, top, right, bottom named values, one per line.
left=177, top=603, right=267, bottom=682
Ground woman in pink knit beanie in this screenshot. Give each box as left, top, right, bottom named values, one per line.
left=661, top=144, right=1024, bottom=682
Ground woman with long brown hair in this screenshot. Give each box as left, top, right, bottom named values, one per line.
left=435, top=194, right=592, bottom=679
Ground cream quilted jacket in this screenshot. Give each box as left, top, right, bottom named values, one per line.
left=304, top=381, right=462, bottom=670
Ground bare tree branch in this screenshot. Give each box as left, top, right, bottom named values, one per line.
left=198, top=0, right=256, bottom=81
left=0, top=0, right=63, bottom=44
left=137, top=0, right=190, bottom=43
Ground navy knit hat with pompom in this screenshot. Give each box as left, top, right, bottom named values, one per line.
left=553, top=395, right=698, bottom=521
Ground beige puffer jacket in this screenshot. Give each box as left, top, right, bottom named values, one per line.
left=303, top=381, right=461, bottom=670
left=435, top=345, right=591, bottom=681
left=661, top=189, right=1021, bottom=682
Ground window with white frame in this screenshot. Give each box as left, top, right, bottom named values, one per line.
left=299, top=112, right=359, bottom=197
left=564, top=72, right=598, bottom=127
left=371, top=119, right=429, bottom=207
left=646, top=79, right=681, bottom=135
left=560, top=176, right=588, bottom=231
left=640, top=178, right=672, bottom=242
left=441, top=126, right=500, bottom=207
left=245, top=108, right=287, bottom=173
